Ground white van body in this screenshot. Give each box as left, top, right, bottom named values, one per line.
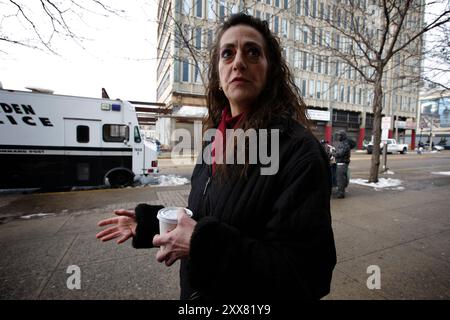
left=0, top=89, right=158, bottom=188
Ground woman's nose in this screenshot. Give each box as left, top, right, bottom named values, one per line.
left=233, top=50, right=247, bottom=71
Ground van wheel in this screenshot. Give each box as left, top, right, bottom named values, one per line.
left=400, top=148, right=407, bottom=154
left=108, top=171, right=133, bottom=188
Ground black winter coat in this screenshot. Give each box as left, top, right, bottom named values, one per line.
left=133, top=118, right=336, bottom=300
left=333, top=139, right=351, bottom=164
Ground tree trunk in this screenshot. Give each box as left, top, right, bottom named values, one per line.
left=369, top=76, right=384, bottom=183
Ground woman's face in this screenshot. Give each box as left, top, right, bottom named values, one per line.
left=218, top=25, right=268, bottom=114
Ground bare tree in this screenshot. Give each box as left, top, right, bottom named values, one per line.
left=317, top=0, right=450, bottom=182
left=0, top=0, right=124, bottom=55
left=422, top=20, right=450, bottom=90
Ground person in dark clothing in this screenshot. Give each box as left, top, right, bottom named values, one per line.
left=320, top=139, right=336, bottom=187
left=332, top=130, right=351, bottom=198
left=96, top=13, right=336, bottom=300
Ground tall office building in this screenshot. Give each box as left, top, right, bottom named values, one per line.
left=156, top=0, right=424, bottom=149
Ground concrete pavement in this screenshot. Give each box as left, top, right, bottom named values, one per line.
left=0, top=169, right=449, bottom=300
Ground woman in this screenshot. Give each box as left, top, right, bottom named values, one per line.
left=96, top=13, right=336, bottom=300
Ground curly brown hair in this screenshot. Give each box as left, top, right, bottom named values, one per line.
left=205, top=13, right=311, bottom=131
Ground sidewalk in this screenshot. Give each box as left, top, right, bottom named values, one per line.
left=0, top=174, right=449, bottom=299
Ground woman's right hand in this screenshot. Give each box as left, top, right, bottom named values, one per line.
left=96, top=209, right=137, bottom=244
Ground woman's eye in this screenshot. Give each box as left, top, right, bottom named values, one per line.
left=247, top=47, right=261, bottom=58
left=221, top=49, right=234, bottom=59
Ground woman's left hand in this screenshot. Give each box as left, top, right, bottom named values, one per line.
left=153, top=210, right=197, bottom=266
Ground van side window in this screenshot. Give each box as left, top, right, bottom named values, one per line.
left=134, top=126, right=142, bottom=143
left=77, top=125, right=90, bottom=143
left=103, top=124, right=129, bottom=142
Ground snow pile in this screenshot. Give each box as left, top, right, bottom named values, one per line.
left=350, top=178, right=404, bottom=191
left=158, top=175, right=190, bottom=186
left=382, top=170, right=395, bottom=175
left=137, top=174, right=190, bottom=186
left=431, top=171, right=450, bottom=176
left=20, top=213, right=56, bottom=219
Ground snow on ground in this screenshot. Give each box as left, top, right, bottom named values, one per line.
left=350, top=178, right=404, bottom=191
left=431, top=171, right=450, bottom=176
left=382, top=170, right=395, bottom=175
left=137, top=174, right=190, bottom=186
left=20, top=213, right=56, bottom=219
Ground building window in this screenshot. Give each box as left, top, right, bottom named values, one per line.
left=194, top=64, right=202, bottom=83
left=333, top=84, right=338, bottom=101
left=295, top=24, right=301, bottom=41
left=208, top=0, right=215, bottom=20
left=207, top=30, right=213, bottom=49
left=303, top=25, right=309, bottom=44
left=317, top=56, right=322, bottom=73
left=302, top=52, right=307, bottom=70
left=347, top=86, right=351, bottom=103
left=309, top=80, right=315, bottom=98
left=311, top=26, right=316, bottom=45
left=275, top=0, right=280, bottom=7
left=326, top=5, right=331, bottom=22
left=293, top=50, right=300, bottom=69
left=324, top=56, right=329, bottom=74
left=182, top=60, right=190, bottom=82
left=103, top=124, right=129, bottom=143
left=323, top=81, right=329, bottom=101
left=316, top=80, right=321, bottom=99
left=352, top=87, right=356, bottom=104
left=301, top=79, right=307, bottom=97
left=219, top=0, right=225, bottom=19
left=296, top=0, right=301, bottom=15
left=183, top=24, right=191, bottom=45
left=77, top=125, right=89, bottom=143
left=195, top=0, right=202, bottom=17
left=304, top=0, right=309, bottom=16
left=174, top=60, right=180, bottom=82
left=281, top=19, right=288, bottom=37
left=274, top=16, right=279, bottom=34
left=340, top=84, right=345, bottom=102
left=183, top=0, right=191, bottom=15
left=195, top=27, right=202, bottom=49
left=284, top=0, right=289, bottom=9
left=312, top=0, right=317, bottom=17
left=309, top=54, right=314, bottom=72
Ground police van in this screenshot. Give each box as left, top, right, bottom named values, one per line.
left=0, top=88, right=158, bottom=189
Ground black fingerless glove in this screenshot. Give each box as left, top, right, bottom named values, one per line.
left=132, top=203, right=164, bottom=249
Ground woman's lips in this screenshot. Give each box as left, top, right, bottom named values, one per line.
left=231, top=77, right=250, bottom=84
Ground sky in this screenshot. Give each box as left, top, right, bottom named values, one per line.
left=0, top=0, right=159, bottom=101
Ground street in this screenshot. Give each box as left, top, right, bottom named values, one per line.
left=0, top=151, right=449, bottom=299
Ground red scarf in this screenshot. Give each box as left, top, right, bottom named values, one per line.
left=212, top=107, right=244, bottom=176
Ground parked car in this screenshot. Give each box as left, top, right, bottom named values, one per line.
left=422, top=143, right=444, bottom=151
left=367, top=138, right=408, bottom=154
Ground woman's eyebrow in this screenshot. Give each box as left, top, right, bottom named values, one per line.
left=220, top=41, right=264, bottom=50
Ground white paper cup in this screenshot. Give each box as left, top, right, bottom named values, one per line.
left=157, top=207, right=193, bottom=236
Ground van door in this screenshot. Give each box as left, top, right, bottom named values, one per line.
left=64, top=118, right=102, bottom=185
left=131, top=125, right=145, bottom=176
